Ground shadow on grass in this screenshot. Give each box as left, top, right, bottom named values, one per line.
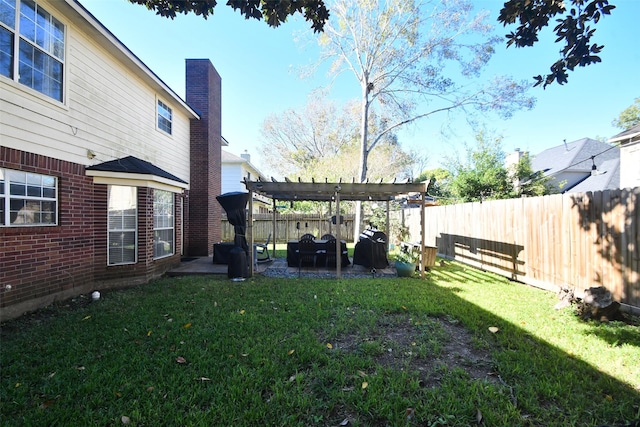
left=581, top=320, right=640, bottom=349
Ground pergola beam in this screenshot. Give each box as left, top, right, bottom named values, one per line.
left=244, top=179, right=428, bottom=202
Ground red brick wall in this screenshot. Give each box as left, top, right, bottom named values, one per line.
left=1, top=147, right=95, bottom=318
left=186, top=59, right=222, bottom=256
left=1, top=148, right=183, bottom=321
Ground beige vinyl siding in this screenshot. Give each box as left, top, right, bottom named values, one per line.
left=620, top=142, right=640, bottom=189
left=0, top=0, right=192, bottom=183
left=221, top=163, right=245, bottom=194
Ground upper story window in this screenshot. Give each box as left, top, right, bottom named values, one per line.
left=0, top=0, right=65, bottom=102
left=0, top=168, right=58, bottom=226
left=157, top=99, right=172, bottom=135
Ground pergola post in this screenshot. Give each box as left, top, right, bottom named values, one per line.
left=272, top=198, right=277, bottom=256
left=385, top=200, right=390, bottom=252
left=335, top=187, right=341, bottom=279
left=248, top=192, right=254, bottom=277
left=420, top=192, right=426, bottom=279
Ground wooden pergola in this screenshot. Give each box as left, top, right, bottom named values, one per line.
left=243, top=178, right=430, bottom=278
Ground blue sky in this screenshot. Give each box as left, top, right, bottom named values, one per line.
left=82, top=0, right=640, bottom=177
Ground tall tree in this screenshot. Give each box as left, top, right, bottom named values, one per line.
left=128, top=0, right=615, bottom=89
left=260, top=98, right=417, bottom=181
left=498, top=0, right=616, bottom=88
left=312, top=0, right=533, bottom=237
left=127, top=0, right=330, bottom=32
left=612, top=97, right=640, bottom=130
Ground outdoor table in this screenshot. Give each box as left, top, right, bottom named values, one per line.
left=287, top=239, right=350, bottom=267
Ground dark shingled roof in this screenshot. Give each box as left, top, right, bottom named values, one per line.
left=86, top=156, right=187, bottom=184
left=569, top=158, right=620, bottom=193
left=609, top=123, right=640, bottom=144
left=531, top=137, right=619, bottom=176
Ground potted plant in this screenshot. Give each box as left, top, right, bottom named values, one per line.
left=393, top=248, right=418, bottom=277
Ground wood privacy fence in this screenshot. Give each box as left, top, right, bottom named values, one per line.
left=404, top=188, right=640, bottom=311
left=221, top=214, right=356, bottom=243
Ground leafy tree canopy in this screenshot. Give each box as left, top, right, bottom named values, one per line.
left=510, top=152, right=554, bottom=197
left=126, top=0, right=329, bottom=32
left=446, top=131, right=513, bottom=203
left=416, top=168, right=453, bottom=201
left=498, top=0, right=616, bottom=88
left=612, top=97, right=640, bottom=130
left=260, top=98, right=418, bottom=182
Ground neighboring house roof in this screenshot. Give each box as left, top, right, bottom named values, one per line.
left=86, top=156, right=188, bottom=184
left=222, top=150, right=265, bottom=180
left=531, top=137, right=620, bottom=193
left=569, top=158, right=621, bottom=193
left=608, top=123, right=640, bottom=145
left=531, top=137, right=619, bottom=176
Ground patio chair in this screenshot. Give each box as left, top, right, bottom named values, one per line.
left=324, top=238, right=347, bottom=268
left=297, top=237, right=317, bottom=276
left=254, top=232, right=271, bottom=263
left=320, top=233, right=335, bottom=241
left=300, top=233, right=316, bottom=240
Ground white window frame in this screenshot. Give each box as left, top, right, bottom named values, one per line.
left=0, top=0, right=66, bottom=102
left=156, top=98, right=172, bottom=135
left=108, top=185, right=137, bottom=266
left=0, top=168, right=58, bottom=227
left=153, top=189, right=174, bottom=259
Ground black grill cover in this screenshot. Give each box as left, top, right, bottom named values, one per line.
left=216, top=192, right=249, bottom=254
left=216, top=192, right=250, bottom=278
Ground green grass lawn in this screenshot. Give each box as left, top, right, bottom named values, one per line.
left=1, top=260, right=639, bottom=426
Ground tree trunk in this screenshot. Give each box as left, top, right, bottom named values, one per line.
left=353, top=86, right=370, bottom=242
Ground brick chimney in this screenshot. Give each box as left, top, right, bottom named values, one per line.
left=186, top=59, right=222, bottom=256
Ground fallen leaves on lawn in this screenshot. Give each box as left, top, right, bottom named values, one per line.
left=195, top=377, right=211, bottom=382
left=82, top=315, right=91, bottom=321
left=39, top=398, right=57, bottom=409
left=121, top=415, right=131, bottom=424
left=361, top=381, right=368, bottom=389
left=183, top=322, right=192, bottom=328
left=326, top=343, right=333, bottom=349
left=488, top=326, right=499, bottom=334
left=176, top=356, right=187, bottom=364
left=287, top=349, right=295, bottom=355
